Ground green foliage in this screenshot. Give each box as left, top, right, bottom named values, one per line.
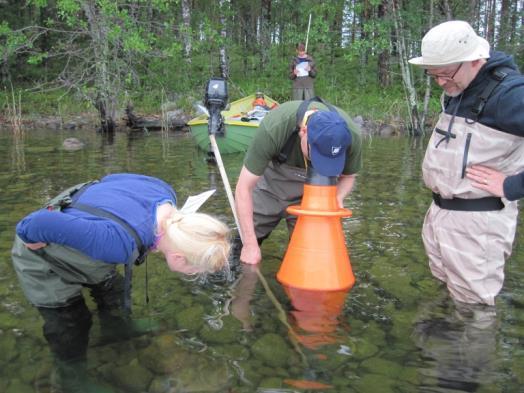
left=56, top=0, right=82, bottom=26
left=0, top=0, right=521, bottom=127
left=0, top=22, right=29, bottom=59
left=27, top=0, right=49, bottom=7
left=27, top=52, right=48, bottom=65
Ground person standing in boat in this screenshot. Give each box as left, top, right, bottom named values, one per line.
left=234, top=98, right=362, bottom=265
left=408, top=20, right=524, bottom=306
left=11, top=173, right=230, bottom=389
left=289, top=42, right=317, bottom=100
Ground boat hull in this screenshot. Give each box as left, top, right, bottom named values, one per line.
left=188, top=94, right=278, bottom=154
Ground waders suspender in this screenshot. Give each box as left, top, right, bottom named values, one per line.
left=51, top=182, right=148, bottom=312
left=275, top=97, right=339, bottom=164
left=470, top=68, right=509, bottom=122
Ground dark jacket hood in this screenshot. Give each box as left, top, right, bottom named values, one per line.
left=445, top=50, right=524, bottom=136
left=473, top=51, right=519, bottom=85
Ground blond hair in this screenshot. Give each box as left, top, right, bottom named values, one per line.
left=161, top=211, right=231, bottom=272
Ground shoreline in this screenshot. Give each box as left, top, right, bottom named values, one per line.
left=0, top=111, right=412, bottom=138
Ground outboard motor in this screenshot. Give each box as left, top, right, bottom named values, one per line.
left=204, top=78, right=228, bottom=136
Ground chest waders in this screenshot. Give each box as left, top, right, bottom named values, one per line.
left=44, top=181, right=149, bottom=312
left=421, top=68, right=524, bottom=305
left=11, top=182, right=154, bottom=386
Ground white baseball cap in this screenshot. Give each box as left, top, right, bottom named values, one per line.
left=409, top=21, right=490, bottom=66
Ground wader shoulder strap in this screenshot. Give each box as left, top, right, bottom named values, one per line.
left=470, top=67, right=509, bottom=121
left=69, top=200, right=142, bottom=313
left=52, top=181, right=148, bottom=266
left=46, top=180, right=145, bottom=313
left=275, top=97, right=338, bottom=164
left=70, top=202, right=147, bottom=266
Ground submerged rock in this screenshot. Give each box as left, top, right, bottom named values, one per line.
left=175, top=304, right=205, bottom=332
left=62, top=137, right=85, bottom=151
left=200, top=315, right=243, bottom=344
left=139, top=333, right=231, bottom=392
left=111, top=362, right=153, bottom=393
left=252, top=333, right=291, bottom=367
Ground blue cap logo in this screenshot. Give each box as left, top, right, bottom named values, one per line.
left=307, top=111, right=351, bottom=177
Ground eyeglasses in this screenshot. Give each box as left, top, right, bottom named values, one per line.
left=424, top=63, right=463, bottom=81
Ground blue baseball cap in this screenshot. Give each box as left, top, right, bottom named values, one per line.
left=307, top=111, right=351, bottom=177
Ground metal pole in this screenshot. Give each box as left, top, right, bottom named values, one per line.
left=305, top=14, right=312, bottom=52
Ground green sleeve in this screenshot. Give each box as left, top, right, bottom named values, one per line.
left=243, top=102, right=300, bottom=176
left=243, top=123, right=280, bottom=176
left=344, top=127, right=362, bottom=175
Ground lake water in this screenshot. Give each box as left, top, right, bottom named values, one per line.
left=0, top=129, right=522, bottom=393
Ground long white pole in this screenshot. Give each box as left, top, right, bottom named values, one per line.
left=305, top=14, right=312, bottom=52
left=209, top=134, right=241, bottom=239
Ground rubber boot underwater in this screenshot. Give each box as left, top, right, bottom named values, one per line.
left=90, top=269, right=157, bottom=341
left=37, top=298, right=93, bottom=393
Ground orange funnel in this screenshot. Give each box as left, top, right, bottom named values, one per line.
left=277, top=169, right=355, bottom=291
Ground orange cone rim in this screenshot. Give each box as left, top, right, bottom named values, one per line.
left=287, top=206, right=352, bottom=217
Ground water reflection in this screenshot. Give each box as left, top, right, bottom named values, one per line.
left=413, top=297, right=498, bottom=392
left=284, top=286, right=349, bottom=350
left=10, top=130, right=26, bottom=173
left=230, top=263, right=351, bottom=348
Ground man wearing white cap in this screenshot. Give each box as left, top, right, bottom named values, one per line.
left=409, top=20, right=524, bottom=305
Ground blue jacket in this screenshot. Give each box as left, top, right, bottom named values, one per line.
left=16, top=173, right=177, bottom=264
left=444, top=51, right=524, bottom=200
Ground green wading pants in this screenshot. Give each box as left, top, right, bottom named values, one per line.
left=11, top=235, right=126, bottom=361
left=252, top=162, right=307, bottom=242
left=292, top=87, right=315, bottom=101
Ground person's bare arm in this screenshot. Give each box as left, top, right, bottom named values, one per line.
left=235, top=166, right=263, bottom=264
left=336, top=174, right=357, bottom=208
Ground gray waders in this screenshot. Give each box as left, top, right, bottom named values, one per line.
left=253, top=162, right=307, bottom=242
left=11, top=182, right=145, bottom=389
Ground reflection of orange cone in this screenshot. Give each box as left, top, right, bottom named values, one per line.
left=277, top=169, right=355, bottom=291
left=284, top=286, right=349, bottom=349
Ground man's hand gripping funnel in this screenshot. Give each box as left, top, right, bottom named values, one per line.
left=277, top=167, right=355, bottom=291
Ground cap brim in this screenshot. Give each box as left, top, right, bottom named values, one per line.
left=409, top=40, right=490, bottom=66
left=408, top=56, right=462, bottom=66
left=310, top=149, right=346, bottom=177
left=408, top=56, right=426, bottom=65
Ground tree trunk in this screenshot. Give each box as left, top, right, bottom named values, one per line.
left=259, top=0, right=271, bottom=72
left=219, top=0, right=229, bottom=79
left=498, top=0, right=511, bottom=51
left=358, top=0, right=371, bottom=85
left=377, top=1, right=390, bottom=87
left=442, top=0, right=452, bottom=20
left=391, top=0, right=422, bottom=136
left=486, top=0, right=496, bottom=44
left=330, top=0, right=344, bottom=65
left=182, top=0, right=192, bottom=63
left=81, top=1, right=117, bottom=133
left=420, top=0, right=435, bottom=131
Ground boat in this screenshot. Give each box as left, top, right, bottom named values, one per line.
left=188, top=93, right=279, bottom=154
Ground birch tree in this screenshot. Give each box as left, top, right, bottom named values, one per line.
left=420, top=0, right=434, bottom=130
left=391, top=0, right=422, bottom=136
left=181, top=0, right=192, bottom=63
left=219, top=0, right=229, bottom=79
